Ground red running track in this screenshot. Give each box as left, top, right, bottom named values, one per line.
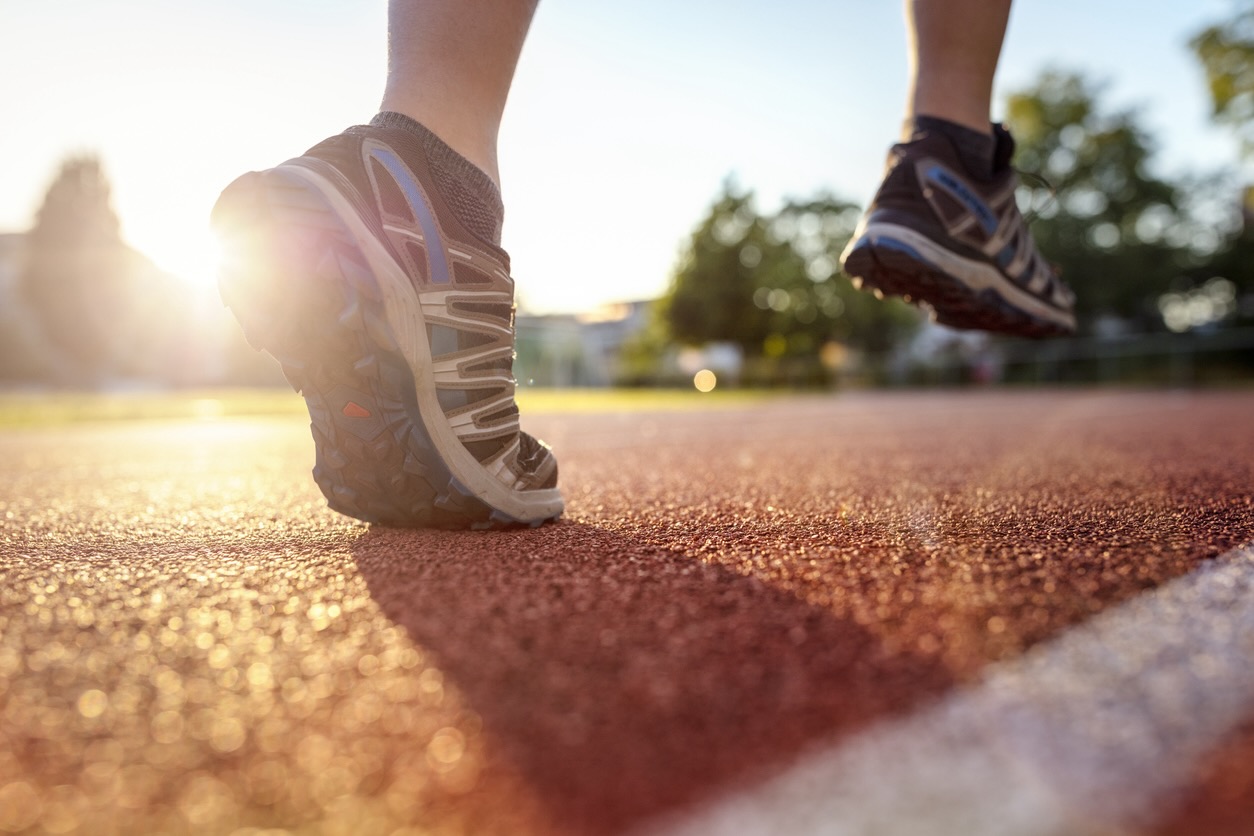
left=0, top=390, right=1251, bottom=835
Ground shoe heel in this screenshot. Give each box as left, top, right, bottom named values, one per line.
left=213, top=169, right=374, bottom=373
left=214, top=171, right=305, bottom=367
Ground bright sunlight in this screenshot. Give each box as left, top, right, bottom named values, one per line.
left=125, top=210, right=223, bottom=290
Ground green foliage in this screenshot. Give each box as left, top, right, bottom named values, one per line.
left=1006, top=72, right=1192, bottom=328
left=1191, top=3, right=1254, bottom=157
left=770, top=197, right=919, bottom=356
left=659, top=179, right=919, bottom=384
left=663, top=179, right=793, bottom=353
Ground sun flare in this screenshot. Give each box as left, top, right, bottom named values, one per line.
left=128, top=218, right=224, bottom=291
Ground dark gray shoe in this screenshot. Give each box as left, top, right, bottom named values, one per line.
left=841, top=124, right=1075, bottom=337
left=211, top=125, right=563, bottom=529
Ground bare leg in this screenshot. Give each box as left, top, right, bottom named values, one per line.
left=905, top=0, right=1013, bottom=137
left=380, top=0, right=539, bottom=187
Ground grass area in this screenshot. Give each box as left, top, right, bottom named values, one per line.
left=0, top=387, right=778, bottom=428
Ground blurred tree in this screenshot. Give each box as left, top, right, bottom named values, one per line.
left=660, top=179, right=919, bottom=385
left=663, top=180, right=793, bottom=353
left=19, top=156, right=134, bottom=383
left=1188, top=4, right=1254, bottom=332
left=1006, top=71, right=1189, bottom=330
left=1191, top=3, right=1254, bottom=158
left=771, top=196, right=919, bottom=358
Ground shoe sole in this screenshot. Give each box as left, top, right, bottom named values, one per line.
left=841, top=222, right=1075, bottom=338
left=212, top=167, right=563, bottom=529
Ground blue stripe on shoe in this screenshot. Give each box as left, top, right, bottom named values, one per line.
left=996, top=243, right=1016, bottom=270
left=869, top=236, right=928, bottom=263
left=368, top=146, right=451, bottom=285
left=924, top=164, right=999, bottom=235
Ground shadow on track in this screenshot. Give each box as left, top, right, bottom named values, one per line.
left=353, top=519, right=955, bottom=835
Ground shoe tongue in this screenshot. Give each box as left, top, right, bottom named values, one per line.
left=992, top=123, right=1016, bottom=173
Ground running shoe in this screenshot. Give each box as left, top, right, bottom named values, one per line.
left=840, top=124, right=1076, bottom=337
left=211, top=125, right=563, bottom=528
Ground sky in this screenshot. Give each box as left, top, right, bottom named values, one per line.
left=0, top=0, right=1241, bottom=314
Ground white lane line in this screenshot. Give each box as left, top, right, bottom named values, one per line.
left=639, top=545, right=1254, bottom=836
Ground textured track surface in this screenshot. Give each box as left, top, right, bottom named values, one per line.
left=843, top=241, right=1070, bottom=337
left=214, top=170, right=551, bottom=530
left=1, top=391, right=1252, bottom=835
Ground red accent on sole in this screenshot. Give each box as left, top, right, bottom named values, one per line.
left=342, top=401, right=372, bottom=419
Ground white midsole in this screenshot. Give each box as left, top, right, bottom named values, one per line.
left=851, top=221, right=1076, bottom=331
left=281, top=164, right=564, bottom=522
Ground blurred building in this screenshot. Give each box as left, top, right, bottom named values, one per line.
left=515, top=300, right=651, bottom=387
left=0, top=232, right=63, bottom=381
left=0, top=232, right=23, bottom=300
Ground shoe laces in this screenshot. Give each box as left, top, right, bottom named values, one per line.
left=1012, top=167, right=1071, bottom=294
left=1015, top=168, right=1058, bottom=227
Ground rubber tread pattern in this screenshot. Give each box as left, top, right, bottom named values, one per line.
left=842, top=240, right=1070, bottom=339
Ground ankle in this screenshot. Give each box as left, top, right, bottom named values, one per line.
left=377, top=94, right=502, bottom=186
left=906, top=114, right=997, bottom=180
left=371, top=112, right=505, bottom=246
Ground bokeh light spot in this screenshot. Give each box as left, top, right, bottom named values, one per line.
left=76, top=689, right=108, bottom=719
left=0, top=782, right=42, bottom=832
